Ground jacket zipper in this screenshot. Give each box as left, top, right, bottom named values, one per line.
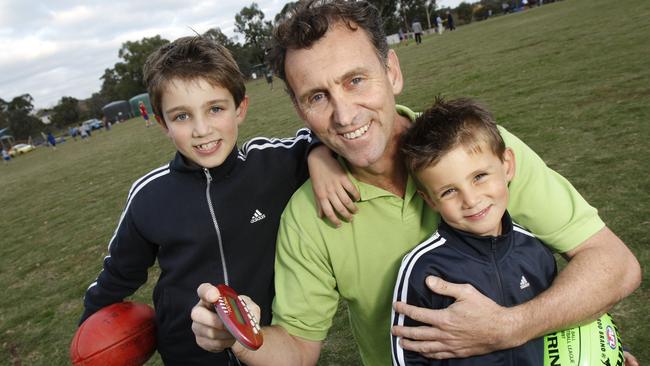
left=204, top=168, right=230, bottom=286
left=491, top=238, right=513, bottom=366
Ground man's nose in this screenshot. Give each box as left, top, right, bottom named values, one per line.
left=331, top=94, right=357, bottom=127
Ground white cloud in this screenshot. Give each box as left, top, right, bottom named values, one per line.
left=0, top=0, right=286, bottom=109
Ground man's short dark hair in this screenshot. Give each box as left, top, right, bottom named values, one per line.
left=143, top=36, right=245, bottom=126
left=401, top=97, right=506, bottom=173
left=269, top=0, right=388, bottom=100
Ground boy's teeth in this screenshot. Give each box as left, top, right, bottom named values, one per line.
left=343, top=123, right=370, bottom=140
left=197, top=141, right=217, bottom=150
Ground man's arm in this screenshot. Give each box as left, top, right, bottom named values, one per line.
left=191, top=283, right=322, bottom=366
left=392, top=226, right=640, bottom=359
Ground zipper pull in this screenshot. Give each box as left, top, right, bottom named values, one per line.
left=203, top=168, right=212, bottom=182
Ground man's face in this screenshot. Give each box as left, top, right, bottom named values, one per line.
left=284, top=24, right=404, bottom=170
left=160, top=78, right=248, bottom=168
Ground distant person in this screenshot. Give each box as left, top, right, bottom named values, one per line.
left=103, top=116, right=111, bottom=131
left=265, top=68, right=274, bottom=90
left=447, top=11, right=456, bottom=30
left=139, top=101, right=152, bottom=127
left=392, top=98, right=556, bottom=365
left=436, top=15, right=444, bottom=34
left=398, top=28, right=408, bottom=46
left=2, top=148, right=10, bottom=164
left=412, top=19, right=423, bottom=44
left=79, top=124, right=89, bottom=140
left=502, top=2, right=510, bottom=14
left=47, top=132, right=57, bottom=150
left=78, top=36, right=355, bottom=365
left=69, top=126, right=78, bottom=141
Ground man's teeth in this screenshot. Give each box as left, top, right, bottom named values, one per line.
left=197, top=141, right=218, bottom=150
left=343, top=123, right=370, bottom=139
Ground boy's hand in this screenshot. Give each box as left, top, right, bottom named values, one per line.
left=191, top=283, right=260, bottom=353
left=308, top=145, right=360, bottom=227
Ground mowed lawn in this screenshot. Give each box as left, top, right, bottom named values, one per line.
left=1, top=0, right=648, bottom=364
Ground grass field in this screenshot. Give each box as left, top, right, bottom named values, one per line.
left=1, top=0, right=648, bottom=364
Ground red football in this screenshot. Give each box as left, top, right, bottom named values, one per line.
left=70, top=302, right=156, bottom=366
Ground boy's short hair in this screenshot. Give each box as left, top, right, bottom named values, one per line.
left=143, top=36, right=245, bottom=125
left=401, top=97, right=506, bottom=173
left=269, top=0, right=388, bottom=100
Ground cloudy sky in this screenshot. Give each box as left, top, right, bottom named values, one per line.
left=0, top=0, right=466, bottom=110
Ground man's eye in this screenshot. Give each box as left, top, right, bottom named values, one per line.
left=350, top=77, right=363, bottom=85
left=309, top=93, right=325, bottom=104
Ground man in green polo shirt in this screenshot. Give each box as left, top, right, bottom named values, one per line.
left=190, top=1, right=641, bottom=365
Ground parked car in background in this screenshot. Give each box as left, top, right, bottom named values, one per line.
left=9, top=143, right=36, bottom=157
left=82, top=118, right=103, bottom=130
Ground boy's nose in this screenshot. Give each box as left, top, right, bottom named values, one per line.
left=192, top=116, right=211, bottom=137
left=462, top=191, right=481, bottom=209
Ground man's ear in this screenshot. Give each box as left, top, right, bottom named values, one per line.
left=418, top=189, right=438, bottom=211
left=502, top=147, right=516, bottom=182
left=235, top=95, right=249, bottom=125
left=386, top=49, right=404, bottom=96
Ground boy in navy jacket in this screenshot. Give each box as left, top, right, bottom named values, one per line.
left=79, top=36, right=356, bottom=365
left=392, top=98, right=557, bottom=366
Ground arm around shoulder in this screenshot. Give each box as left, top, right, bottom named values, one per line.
left=507, top=226, right=641, bottom=343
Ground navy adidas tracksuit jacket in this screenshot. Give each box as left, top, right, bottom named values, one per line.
left=80, top=129, right=315, bottom=365
left=392, top=211, right=557, bottom=366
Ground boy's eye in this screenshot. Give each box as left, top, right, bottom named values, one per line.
left=474, top=173, right=488, bottom=182
left=210, top=106, right=223, bottom=113
left=173, top=112, right=189, bottom=122
left=440, top=188, right=456, bottom=198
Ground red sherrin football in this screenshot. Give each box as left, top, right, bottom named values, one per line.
left=70, top=302, right=156, bottom=366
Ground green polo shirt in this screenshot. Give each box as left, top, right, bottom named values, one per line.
left=272, top=106, right=604, bottom=366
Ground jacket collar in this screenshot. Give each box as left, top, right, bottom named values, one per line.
left=438, top=211, right=514, bottom=261
left=170, top=146, right=239, bottom=181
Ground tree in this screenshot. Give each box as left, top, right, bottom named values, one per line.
left=2, top=94, right=44, bottom=140
left=202, top=27, right=256, bottom=77
left=50, top=96, right=80, bottom=129
left=274, top=1, right=298, bottom=23
left=100, top=36, right=170, bottom=101
left=234, top=3, right=273, bottom=64
left=456, top=2, right=475, bottom=23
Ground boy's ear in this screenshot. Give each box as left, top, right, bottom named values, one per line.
left=502, top=147, right=516, bottom=182
left=417, top=189, right=438, bottom=211
left=235, top=96, right=249, bottom=125
left=386, top=49, right=404, bottom=96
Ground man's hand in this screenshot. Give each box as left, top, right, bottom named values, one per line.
left=190, top=283, right=260, bottom=353
left=624, top=350, right=639, bottom=366
left=392, top=276, right=519, bottom=359
left=308, top=145, right=359, bottom=227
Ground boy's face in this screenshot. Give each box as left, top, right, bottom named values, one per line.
left=417, top=146, right=515, bottom=237
left=159, top=78, right=248, bottom=169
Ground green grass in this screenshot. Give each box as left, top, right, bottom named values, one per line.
left=1, top=0, right=648, bottom=364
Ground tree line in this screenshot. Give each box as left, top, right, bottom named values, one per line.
left=2, top=0, right=543, bottom=140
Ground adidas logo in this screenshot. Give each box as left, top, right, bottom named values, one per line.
left=250, top=209, right=266, bottom=223
left=519, top=275, right=530, bottom=290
